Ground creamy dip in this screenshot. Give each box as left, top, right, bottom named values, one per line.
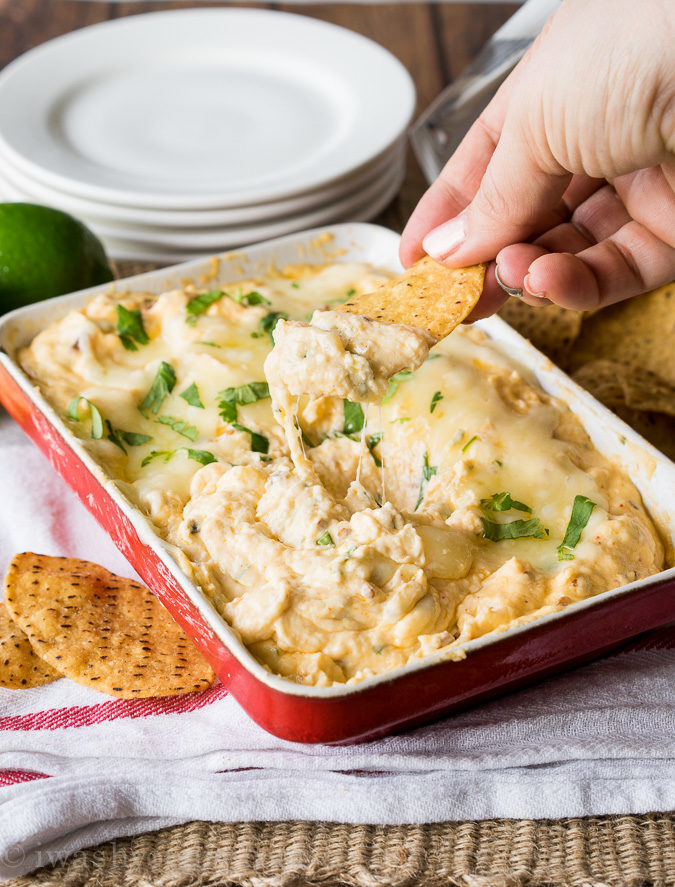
left=18, top=261, right=664, bottom=686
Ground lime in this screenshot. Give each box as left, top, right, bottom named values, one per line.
left=0, top=203, right=114, bottom=314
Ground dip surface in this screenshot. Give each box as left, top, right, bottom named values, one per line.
left=19, top=261, right=664, bottom=685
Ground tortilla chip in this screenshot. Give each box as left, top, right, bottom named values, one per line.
left=4, top=553, right=215, bottom=698
left=0, top=600, right=59, bottom=689
left=572, top=360, right=675, bottom=460
left=337, top=257, right=485, bottom=341
left=569, top=283, right=675, bottom=385
left=498, top=300, right=583, bottom=372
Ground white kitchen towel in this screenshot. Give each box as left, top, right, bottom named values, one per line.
left=0, top=408, right=674, bottom=880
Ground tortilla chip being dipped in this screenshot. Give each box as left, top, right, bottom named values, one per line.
left=0, top=601, right=59, bottom=689
left=336, top=256, right=485, bottom=341
left=3, top=553, right=215, bottom=697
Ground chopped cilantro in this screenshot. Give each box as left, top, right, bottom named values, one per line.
left=186, top=288, right=270, bottom=325
left=259, top=310, right=288, bottom=343
left=301, top=429, right=317, bottom=450
left=179, top=383, right=204, bottom=409
left=430, top=390, right=443, bottom=413
left=185, top=448, right=217, bottom=466
left=316, top=531, right=334, bottom=546
left=185, top=290, right=225, bottom=325
left=382, top=369, right=414, bottom=404
left=372, top=644, right=384, bottom=655
left=461, top=435, right=478, bottom=453
left=232, top=423, right=269, bottom=454
left=141, top=449, right=175, bottom=467
left=233, top=289, right=270, bottom=307
left=345, top=287, right=356, bottom=297
left=481, top=492, right=532, bottom=514
left=414, top=451, right=437, bottom=511
left=425, top=354, right=441, bottom=361
left=343, top=400, right=365, bottom=435
left=105, top=420, right=152, bottom=453
left=116, top=305, right=149, bottom=351
left=218, top=382, right=270, bottom=423
left=195, top=340, right=221, bottom=348
left=139, top=362, right=176, bottom=415
left=291, top=282, right=300, bottom=289
left=481, top=517, right=549, bottom=542
left=141, top=447, right=216, bottom=467
left=557, top=495, right=596, bottom=561
left=67, top=397, right=103, bottom=440
left=155, top=415, right=198, bottom=441
left=367, top=432, right=383, bottom=467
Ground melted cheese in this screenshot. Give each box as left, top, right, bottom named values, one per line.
left=18, top=262, right=664, bottom=686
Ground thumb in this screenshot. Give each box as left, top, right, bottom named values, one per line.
left=423, top=120, right=572, bottom=267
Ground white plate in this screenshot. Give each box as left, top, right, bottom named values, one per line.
left=0, top=9, right=415, bottom=210
left=83, top=158, right=404, bottom=249
left=100, top=165, right=406, bottom=262
left=0, top=140, right=406, bottom=228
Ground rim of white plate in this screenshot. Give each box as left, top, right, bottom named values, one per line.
left=0, top=9, right=416, bottom=210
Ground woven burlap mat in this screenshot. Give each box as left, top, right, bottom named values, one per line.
left=9, top=815, right=675, bottom=886
left=27, top=257, right=664, bottom=887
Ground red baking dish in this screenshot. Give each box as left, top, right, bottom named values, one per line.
left=1, top=223, right=673, bottom=744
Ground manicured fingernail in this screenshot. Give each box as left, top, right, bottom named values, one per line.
left=495, top=265, right=523, bottom=299
left=423, top=210, right=467, bottom=261
left=523, top=273, right=547, bottom=300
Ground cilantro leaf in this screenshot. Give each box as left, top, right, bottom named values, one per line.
left=481, top=517, right=549, bottom=542
left=414, top=451, right=437, bottom=511
left=230, top=289, right=270, bottom=307
left=179, top=382, right=204, bottom=409
left=155, top=415, right=198, bottom=441
left=141, top=447, right=216, bottom=467
left=430, top=390, right=443, bottom=413
left=382, top=369, right=414, bottom=404
left=141, top=449, right=175, bottom=467
left=116, top=305, right=149, bottom=351
left=185, top=448, right=217, bottom=466
left=259, top=311, right=288, bottom=343
left=481, top=491, right=532, bottom=515
left=232, top=423, right=269, bottom=454
left=343, top=400, right=365, bottom=435
left=139, top=362, right=176, bottom=415
left=367, top=432, right=383, bottom=467
left=105, top=420, right=153, bottom=453
left=185, top=290, right=225, bottom=325
left=67, top=397, right=103, bottom=440
left=462, top=435, right=478, bottom=453
left=557, top=495, right=596, bottom=560
left=218, top=382, right=270, bottom=423
left=316, top=531, right=335, bottom=546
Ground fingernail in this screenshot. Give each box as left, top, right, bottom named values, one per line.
left=495, top=265, right=524, bottom=299
left=423, top=210, right=467, bottom=261
left=523, top=273, right=547, bottom=300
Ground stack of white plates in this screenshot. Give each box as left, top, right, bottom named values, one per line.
left=0, top=9, right=415, bottom=262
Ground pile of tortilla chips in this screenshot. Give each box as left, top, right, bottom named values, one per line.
left=498, top=282, right=675, bottom=460
left=0, top=553, right=215, bottom=696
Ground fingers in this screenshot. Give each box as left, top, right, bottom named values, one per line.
left=525, top=221, right=675, bottom=309
left=495, top=174, right=675, bottom=309
left=422, top=107, right=572, bottom=268
left=400, top=65, right=522, bottom=268
left=463, top=263, right=509, bottom=322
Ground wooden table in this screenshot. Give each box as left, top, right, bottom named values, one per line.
left=0, top=0, right=519, bottom=237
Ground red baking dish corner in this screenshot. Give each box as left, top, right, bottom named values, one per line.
left=1, top=360, right=674, bottom=744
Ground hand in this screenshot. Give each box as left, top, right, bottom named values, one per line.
left=400, top=0, right=675, bottom=319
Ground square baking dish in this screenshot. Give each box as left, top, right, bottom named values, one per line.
left=1, top=222, right=673, bottom=744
